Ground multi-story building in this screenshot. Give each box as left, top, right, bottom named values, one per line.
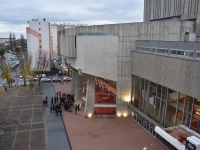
left=26, top=19, right=58, bottom=70
left=59, top=0, right=200, bottom=149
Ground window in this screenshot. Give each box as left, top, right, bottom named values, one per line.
left=157, top=48, right=168, bottom=54
left=39, top=28, right=41, bottom=30
left=39, top=23, right=40, bottom=25
left=40, top=45, right=41, bottom=48
left=39, top=40, right=41, bottom=42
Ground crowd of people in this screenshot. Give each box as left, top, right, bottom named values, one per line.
left=43, top=92, right=80, bottom=116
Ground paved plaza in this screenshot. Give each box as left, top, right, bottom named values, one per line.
left=0, top=86, right=46, bottom=150
left=0, top=83, right=167, bottom=150
left=54, top=84, right=167, bottom=150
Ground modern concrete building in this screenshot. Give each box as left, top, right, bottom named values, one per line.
left=59, top=0, right=200, bottom=149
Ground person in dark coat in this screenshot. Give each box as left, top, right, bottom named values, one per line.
left=42, top=100, right=46, bottom=107
left=45, top=99, right=48, bottom=106
left=54, top=96, right=57, bottom=103
left=59, top=91, right=61, bottom=97
left=77, top=104, right=80, bottom=111
left=74, top=104, right=78, bottom=114
left=51, top=97, right=53, bottom=104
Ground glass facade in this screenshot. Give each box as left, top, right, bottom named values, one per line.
left=130, top=75, right=200, bottom=133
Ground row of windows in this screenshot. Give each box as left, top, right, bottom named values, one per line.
left=131, top=75, right=200, bottom=133
left=137, top=46, right=200, bottom=59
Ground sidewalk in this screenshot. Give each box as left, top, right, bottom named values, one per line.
left=43, top=83, right=71, bottom=150
left=54, top=83, right=167, bottom=150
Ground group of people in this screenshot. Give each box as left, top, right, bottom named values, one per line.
left=44, top=91, right=81, bottom=116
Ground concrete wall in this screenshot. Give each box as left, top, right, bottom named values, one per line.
left=67, top=36, right=118, bottom=81
left=131, top=51, right=200, bottom=99
left=60, top=21, right=194, bottom=115
left=144, top=0, right=199, bottom=21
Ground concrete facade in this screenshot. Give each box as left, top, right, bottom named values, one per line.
left=144, top=0, right=200, bottom=38
left=60, top=21, right=194, bottom=116
left=132, top=40, right=200, bottom=99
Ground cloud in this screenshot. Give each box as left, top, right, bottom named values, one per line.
left=0, top=0, right=144, bottom=38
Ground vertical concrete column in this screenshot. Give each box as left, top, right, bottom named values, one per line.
left=75, top=75, right=84, bottom=106
left=84, top=75, right=95, bottom=117
left=71, top=68, right=78, bottom=95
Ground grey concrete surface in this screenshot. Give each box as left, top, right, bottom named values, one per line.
left=42, top=83, right=71, bottom=150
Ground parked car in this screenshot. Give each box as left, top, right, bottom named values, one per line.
left=63, top=77, right=71, bottom=82
left=41, top=78, right=51, bottom=82
left=52, top=77, right=61, bottom=82
left=33, top=77, right=39, bottom=81
left=36, top=74, right=46, bottom=78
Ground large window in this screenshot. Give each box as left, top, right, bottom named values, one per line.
left=130, top=75, right=200, bottom=133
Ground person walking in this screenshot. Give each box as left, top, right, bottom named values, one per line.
left=45, top=99, right=48, bottom=106
left=5, top=86, right=7, bottom=91
left=77, top=104, right=80, bottom=111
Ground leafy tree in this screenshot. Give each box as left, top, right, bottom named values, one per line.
left=0, top=62, right=12, bottom=86
left=0, top=48, right=5, bottom=58
left=19, top=57, right=32, bottom=86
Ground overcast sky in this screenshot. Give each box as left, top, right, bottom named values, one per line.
left=0, top=0, right=144, bottom=39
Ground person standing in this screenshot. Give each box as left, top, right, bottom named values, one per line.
left=59, top=91, right=61, bottom=98
left=5, top=86, right=7, bottom=91
left=77, top=104, right=80, bottom=111
left=54, top=96, right=57, bottom=103
left=45, top=99, right=48, bottom=106
left=74, top=104, right=78, bottom=114
left=51, top=97, right=53, bottom=104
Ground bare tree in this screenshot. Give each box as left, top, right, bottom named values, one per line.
left=9, top=33, right=13, bottom=50
left=12, top=33, right=16, bottom=50
left=35, top=50, right=50, bottom=85
left=20, top=34, right=24, bottom=51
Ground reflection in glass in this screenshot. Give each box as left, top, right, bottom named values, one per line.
left=134, top=79, right=140, bottom=108
left=185, top=96, right=193, bottom=113
left=183, top=112, right=191, bottom=127
left=176, top=110, right=183, bottom=125
left=168, top=89, right=178, bottom=106
left=155, top=98, right=160, bottom=121
left=166, top=105, right=176, bottom=127
left=178, top=93, right=185, bottom=110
